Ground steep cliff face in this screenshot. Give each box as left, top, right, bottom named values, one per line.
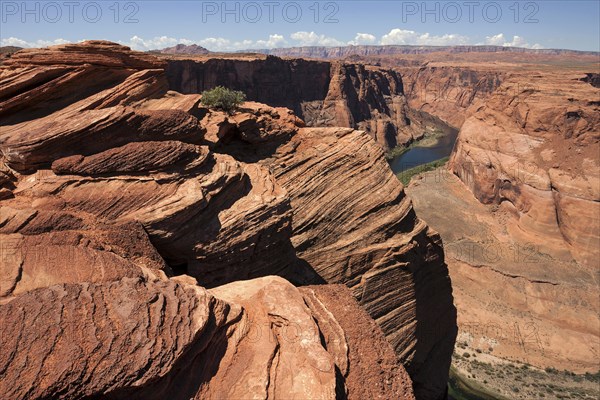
left=402, top=66, right=599, bottom=391
left=165, top=56, right=419, bottom=150
left=1, top=41, right=456, bottom=399
left=401, top=64, right=504, bottom=128
left=449, top=72, right=600, bottom=268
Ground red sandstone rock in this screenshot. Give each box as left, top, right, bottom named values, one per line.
left=2, top=40, right=165, bottom=69
left=0, top=41, right=457, bottom=400
left=270, top=127, right=457, bottom=399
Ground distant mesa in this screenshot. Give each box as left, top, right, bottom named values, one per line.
left=0, top=46, right=23, bottom=54
left=247, top=44, right=599, bottom=58
left=0, top=46, right=23, bottom=60
left=157, top=43, right=211, bottom=55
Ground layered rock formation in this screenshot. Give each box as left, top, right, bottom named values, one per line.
left=449, top=72, right=600, bottom=268
left=407, top=170, right=600, bottom=375
left=165, top=55, right=420, bottom=150
left=0, top=41, right=456, bottom=399
left=0, top=272, right=418, bottom=399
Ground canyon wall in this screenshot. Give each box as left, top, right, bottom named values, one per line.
left=449, top=72, right=600, bottom=268
left=405, top=68, right=599, bottom=379
left=0, top=42, right=456, bottom=399
left=401, top=48, right=600, bottom=395
left=401, top=64, right=504, bottom=128
left=165, top=55, right=420, bottom=150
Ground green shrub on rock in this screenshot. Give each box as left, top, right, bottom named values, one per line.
left=200, top=86, right=246, bottom=113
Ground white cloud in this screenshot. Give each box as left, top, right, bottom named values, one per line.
left=124, top=36, right=195, bottom=51
left=484, top=33, right=543, bottom=49
left=348, top=33, right=377, bottom=46
left=122, top=34, right=286, bottom=52
left=484, top=33, right=505, bottom=46
left=380, top=29, right=469, bottom=46
left=0, top=37, right=72, bottom=48
left=195, top=37, right=234, bottom=51
left=290, top=31, right=345, bottom=47
left=254, top=34, right=287, bottom=49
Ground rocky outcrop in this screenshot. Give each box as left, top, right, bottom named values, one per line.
left=165, top=55, right=420, bottom=150
left=301, top=284, right=416, bottom=399
left=449, top=72, right=600, bottom=268
left=0, top=46, right=22, bottom=61
left=0, top=41, right=456, bottom=399
left=581, top=72, right=600, bottom=88
left=270, top=127, right=457, bottom=398
left=0, top=272, right=417, bottom=399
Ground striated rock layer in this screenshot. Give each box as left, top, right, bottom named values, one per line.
left=0, top=272, right=416, bottom=400
left=407, top=170, right=600, bottom=374
left=1, top=41, right=456, bottom=399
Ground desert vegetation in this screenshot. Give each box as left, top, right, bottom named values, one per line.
left=450, top=348, right=600, bottom=399
left=200, top=86, right=246, bottom=113
left=396, top=157, right=449, bottom=186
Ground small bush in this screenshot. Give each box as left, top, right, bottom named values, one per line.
left=463, top=352, right=471, bottom=358
left=200, top=86, right=246, bottom=113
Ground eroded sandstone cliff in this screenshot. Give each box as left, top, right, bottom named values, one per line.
left=0, top=41, right=456, bottom=399
left=402, top=67, right=599, bottom=384
left=449, top=72, right=600, bottom=268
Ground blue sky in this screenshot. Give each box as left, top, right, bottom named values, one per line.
left=1, top=1, right=599, bottom=51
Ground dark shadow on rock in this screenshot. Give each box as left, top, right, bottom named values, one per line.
left=212, top=133, right=296, bottom=164
left=404, top=232, right=458, bottom=400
